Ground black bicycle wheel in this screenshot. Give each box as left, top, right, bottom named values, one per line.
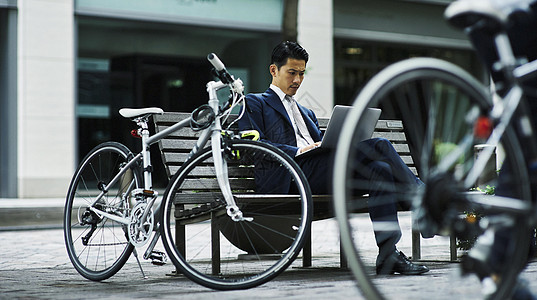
left=160, top=139, right=312, bottom=290
left=64, top=142, right=141, bottom=281
left=333, top=58, right=531, bottom=300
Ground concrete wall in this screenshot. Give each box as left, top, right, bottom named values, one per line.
left=17, top=0, right=75, bottom=197
left=296, top=0, right=334, bottom=117
left=0, top=7, right=18, bottom=198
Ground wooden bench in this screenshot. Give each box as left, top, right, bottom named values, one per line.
left=153, top=112, right=456, bottom=268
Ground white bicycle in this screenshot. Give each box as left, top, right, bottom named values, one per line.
left=64, top=54, right=313, bottom=290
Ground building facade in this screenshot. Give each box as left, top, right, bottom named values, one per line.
left=0, top=0, right=476, bottom=198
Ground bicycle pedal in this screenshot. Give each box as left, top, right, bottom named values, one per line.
left=131, top=188, right=158, bottom=199
left=149, top=250, right=167, bottom=266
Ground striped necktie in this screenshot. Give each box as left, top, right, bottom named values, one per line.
left=286, top=96, right=314, bottom=145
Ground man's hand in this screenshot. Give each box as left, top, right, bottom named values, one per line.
left=299, top=142, right=321, bottom=154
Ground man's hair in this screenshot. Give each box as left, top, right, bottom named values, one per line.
left=271, top=41, right=309, bottom=69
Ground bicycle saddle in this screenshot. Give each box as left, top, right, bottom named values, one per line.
left=445, top=0, right=535, bottom=31
left=119, top=107, right=164, bottom=119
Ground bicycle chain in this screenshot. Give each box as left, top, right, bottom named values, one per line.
left=85, top=241, right=129, bottom=246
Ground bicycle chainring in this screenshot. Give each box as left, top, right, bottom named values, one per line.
left=128, top=202, right=154, bottom=247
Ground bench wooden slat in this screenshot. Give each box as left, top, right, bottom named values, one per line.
left=175, top=192, right=307, bottom=203
left=156, top=126, right=204, bottom=138
left=372, top=132, right=407, bottom=142
left=400, top=156, right=414, bottom=165
left=376, top=120, right=403, bottom=130
left=173, top=193, right=337, bottom=222
left=159, top=139, right=199, bottom=152
left=177, top=178, right=255, bottom=191
left=178, top=165, right=254, bottom=177
left=392, top=144, right=410, bottom=153
left=162, top=152, right=192, bottom=164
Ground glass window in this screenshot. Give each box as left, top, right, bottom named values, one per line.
left=334, top=39, right=484, bottom=105
left=77, top=16, right=279, bottom=187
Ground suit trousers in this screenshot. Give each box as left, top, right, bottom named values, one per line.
left=295, top=137, right=421, bottom=264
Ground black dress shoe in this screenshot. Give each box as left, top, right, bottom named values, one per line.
left=376, top=250, right=429, bottom=275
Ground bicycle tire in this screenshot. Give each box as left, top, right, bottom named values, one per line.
left=64, top=142, right=142, bottom=281
left=333, top=58, right=531, bottom=300
left=160, top=139, right=312, bottom=290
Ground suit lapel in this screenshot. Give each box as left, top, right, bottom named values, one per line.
left=261, top=88, right=322, bottom=142
left=262, top=89, right=293, bottom=127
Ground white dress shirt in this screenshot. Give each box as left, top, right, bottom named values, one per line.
left=270, top=85, right=314, bottom=150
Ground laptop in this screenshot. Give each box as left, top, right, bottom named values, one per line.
left=296, top=105, right=382, bottom=157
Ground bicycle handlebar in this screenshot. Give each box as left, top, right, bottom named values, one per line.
left=205, top=53, right=245, bottom=120
left=207, top=53, right=234, bottom=84
left=207, top=53, right=225, bottom=71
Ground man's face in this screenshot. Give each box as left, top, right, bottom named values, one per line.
left=270, top=58, right=306, bottom=96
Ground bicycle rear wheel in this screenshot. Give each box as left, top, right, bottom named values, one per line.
left=160, top=139, right=312, bottom=290
left=333, top=58, right=531, bottom=300
left=64, top=142, right=141, bottom=281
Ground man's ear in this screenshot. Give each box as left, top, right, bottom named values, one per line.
left=269, top=64, right=277, bottom=77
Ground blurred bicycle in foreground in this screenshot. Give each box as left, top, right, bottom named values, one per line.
left=334, top=0, right=537, bottom=299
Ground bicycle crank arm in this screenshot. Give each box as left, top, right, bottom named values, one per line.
left=143, top=230, right=161, bottom=260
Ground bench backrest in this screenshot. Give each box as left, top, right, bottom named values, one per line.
left=153, top=112, right=416, bottom=180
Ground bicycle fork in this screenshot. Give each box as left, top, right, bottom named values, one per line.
left=210, top=126, right=253, bottom=222
left=204, top=83, right=252, bottom=223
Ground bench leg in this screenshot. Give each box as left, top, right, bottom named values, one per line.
left=411, top=211, right=421, bottom=260
left=411, top=230, right=421, bottom=260
left=450, top=234, right=458, bottom=262
left=175, top=203, right=186, bottom=275
left=340, top=235, right=348, bottom=269
left=211, top=212, right=221, bottom=275
left=176, top=221, right=185, bottom=275
left=302, top=225, right=312, bottom=267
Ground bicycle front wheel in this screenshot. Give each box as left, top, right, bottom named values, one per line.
left=333, top=58, right=531, bottom=300
left=160, top=139, right=312, bottom=290
left=64, top=142, right=142, bottom=281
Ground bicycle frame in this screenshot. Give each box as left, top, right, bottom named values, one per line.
left=457, top=30, right=537, bottom=217
left=87, top=71, right=247, bottom=243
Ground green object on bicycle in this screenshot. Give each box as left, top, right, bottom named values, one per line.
left=239, top=130, right=260, bottom=141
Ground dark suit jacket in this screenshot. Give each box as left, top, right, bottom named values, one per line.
left=238, top=88, right=323, bottom=157
left=238, top=88, right=324, bottom=193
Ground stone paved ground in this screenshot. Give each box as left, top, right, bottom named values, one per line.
left=1, top=202, right=537, bottom=299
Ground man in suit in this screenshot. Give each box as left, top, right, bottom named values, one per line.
left=238, top=41, right=429, bottom=275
